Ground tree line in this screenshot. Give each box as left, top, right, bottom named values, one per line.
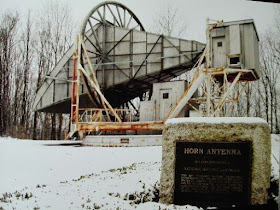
left=0, top=2, right=74, bottom=139
left=0, top=3, right=279, bottom=140
left=233, top=7, right=280, bottom=134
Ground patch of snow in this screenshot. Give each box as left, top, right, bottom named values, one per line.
left=166, top=117, right=268, bottom=125
left=0, top=142, right=200, bottom=209
left=0, top=135, right=278, bottom=209
left=271, top=134, right=279, bottom=180
left=0, top=137, right=161, bottom=194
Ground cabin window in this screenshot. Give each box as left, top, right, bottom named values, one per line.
left=230, top=57, right=240, bottom=64
left=217, top=42, right=223, bottom=47
left=163, top=93, right=169, bottom=99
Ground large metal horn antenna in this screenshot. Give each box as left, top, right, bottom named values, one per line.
left=80, top=1, right=145, bottom=36
left=78, top=1, right=146, bottom=102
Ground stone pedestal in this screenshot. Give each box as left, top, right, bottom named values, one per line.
left=160, top=117, right=271, bottom=207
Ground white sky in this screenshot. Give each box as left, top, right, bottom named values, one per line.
left=0, top=0, right=278, bottom=42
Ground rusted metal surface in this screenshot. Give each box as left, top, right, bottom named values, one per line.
left=78, top=121, right=164, bottom=131
left=71, top=52, right=77, bottom=123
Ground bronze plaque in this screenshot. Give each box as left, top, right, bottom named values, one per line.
left=174, top=141, right=252, bottom=207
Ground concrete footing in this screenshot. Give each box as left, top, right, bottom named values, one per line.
left=82, top=135, right=162, bottom=147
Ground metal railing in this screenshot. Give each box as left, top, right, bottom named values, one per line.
left=78, top=108, right=137, bottom=123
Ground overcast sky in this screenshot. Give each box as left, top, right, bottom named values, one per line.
left=0, top=0, right=278, bottom=42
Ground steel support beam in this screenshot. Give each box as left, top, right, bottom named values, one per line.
left=78, top=121, right=164, bottom=131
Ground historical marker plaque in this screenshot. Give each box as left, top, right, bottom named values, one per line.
left=174, top=141, right=252, bottom=207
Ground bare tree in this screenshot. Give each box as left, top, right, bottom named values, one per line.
left=150, top=1, right=187, bottom=37
left=0, top=11, right=19, bottom=135
left=19, top=11, right=33, bottom=136
left=0, top=1, right=75, bottom=139
left=32, top=0, right=74, bottom=140
left=234, top=6, right=280, bottom=133
left=259, top=31, right=280, bottom=133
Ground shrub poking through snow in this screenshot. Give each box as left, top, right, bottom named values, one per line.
left=25, top=192, right=33, bottom=199
left=114, top=181, right=160, bottom=205
left=268, top=177, right=279, bottom=208
left=93, top=203, right=101, bottom=209
left=0, top=192, right=12, bottom=203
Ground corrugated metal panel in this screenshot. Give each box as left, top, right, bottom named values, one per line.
left=34, top=26, right=204, bottom=113
left=229, top=24, right=241, bottom=55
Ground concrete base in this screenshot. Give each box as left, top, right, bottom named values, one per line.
left=82, top=135, right=162, bottom=147
left=160, top=117, right=271, bottom=206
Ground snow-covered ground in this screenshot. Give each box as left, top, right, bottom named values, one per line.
left=0, top=135, right=279, bottom=209
left=271, top=134, right=280, bottom=178
left=271, top=134, right=280, bottom=206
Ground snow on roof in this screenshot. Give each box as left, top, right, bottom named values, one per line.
left=165, top=117, right=267, bottom=125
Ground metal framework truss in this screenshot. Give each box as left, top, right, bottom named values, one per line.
left=65, top=4, right=258, bottom=139
left=188, top=68, right=254, bottom=117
